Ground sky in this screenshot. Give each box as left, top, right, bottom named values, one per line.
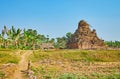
left=0, top=0, right=120, bottom=41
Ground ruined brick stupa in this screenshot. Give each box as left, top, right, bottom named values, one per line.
left=67, top=20, right=105, bottom=49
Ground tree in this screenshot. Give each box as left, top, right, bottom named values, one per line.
left=49, top=38, right=55, bottom=44
left=0, top=26, right=55, bottom=49
left=105, top=41, right=120, bottom=48
left=55, top=36, right=67, bottom=49
left=66, top=32, right=73, bottom=42
left=6, top=26, right=22, bottom=48
left=24, top=29, right=38, bottom=49
left=36, top=34, right=46, bottom=43
left=1, top=26, right=8, bottom=48
left=0, top=34, right=2, bottom=47
left=46, top=35, right=49, bottom=43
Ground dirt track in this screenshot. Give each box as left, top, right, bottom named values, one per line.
left=13, top=50, right=33, bottom=79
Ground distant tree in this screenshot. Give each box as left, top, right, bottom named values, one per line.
left=0, top=26, right=74, bottom=50
left=46, top=35, right=49, bottom=43
left=6, top=26, right=22, bottom=48
left=0, top=34, right=2, bottom=47
left=25, top=29, right=38, bottom=49
left=66, top=32, right=72, bottom=39
left=1, top=26, right=7, bottom=48
left=66, top=32, right=73, bottom=42
left=49, top=38, right=55, bottom=44
left=54, top=32, right=73, bottom=49
left=55, top=36, right=67, bottom=49
left=105, top=41, right=120, bottom=48
left=36, top=34, right=46, bottom=43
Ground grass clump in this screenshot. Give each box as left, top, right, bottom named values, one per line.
left=0, top=50, right=20, bottom=64
left=0, top=71, right=5, bottom=78
left=29, top=51, right=50, bottom=62
left=102, top=73, right=120, bottom=79
left=58, top=73, right=78, bottom=79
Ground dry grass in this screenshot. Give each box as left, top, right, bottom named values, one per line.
left=1, top=49, right=120, bottom=79
left=0, top=49, right=20, bottom=64
left=0, top=49, right=20, bottom=78
left=28, top=49, right=120, bottom=79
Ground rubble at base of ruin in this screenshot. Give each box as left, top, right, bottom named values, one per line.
left=67, top=20, right=106, bottom=49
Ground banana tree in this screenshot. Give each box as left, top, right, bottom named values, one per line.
left=1, top=26, right=8, bottom=48
left=6, top=26, right=22, bottom=48
left=26, top=29, right=38, bottom=50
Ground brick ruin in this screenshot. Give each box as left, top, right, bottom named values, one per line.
left=67, top=20, right=105, bottom=49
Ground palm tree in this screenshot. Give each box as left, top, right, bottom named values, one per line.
left=22, top=29, right=38, bottom=49
left=6, top=26, right=22, bottom=48
left=1, top=26, right=7, bottom=48
left=23, top=29, right=28, bottom=46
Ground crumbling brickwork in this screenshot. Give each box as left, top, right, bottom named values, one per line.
left=67, top=20, right=105, bottom=49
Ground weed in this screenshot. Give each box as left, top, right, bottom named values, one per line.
left=0, top=71, right=5, bottom=78
left=59, top=73, right=78, bottom=79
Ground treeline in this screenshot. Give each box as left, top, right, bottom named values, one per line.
left=0, top=26, right=120, bottom=50
left=105, top=41, right=120, bottom=48
left=0, top=26, right=72, bottom=49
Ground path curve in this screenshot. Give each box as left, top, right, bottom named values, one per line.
left=13, top=50, right=33, bottom=79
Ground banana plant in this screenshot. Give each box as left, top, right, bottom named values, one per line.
left=6, top=26, right=22, bottom=48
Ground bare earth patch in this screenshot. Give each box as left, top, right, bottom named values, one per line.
left=12, top=50, right=33, bottom=79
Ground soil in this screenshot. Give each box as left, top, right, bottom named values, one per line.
left=12, top=50, right=33, bottom=79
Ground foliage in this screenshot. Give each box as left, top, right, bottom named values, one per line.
left=55, top=32, right=73, bottom=49
left=66, top=32, right=73, bottom=42
left=0, top=26, right=50, bottom=50
left=1, top=26, right=120, bottom=49
left=0, top=26, right=73, bottom=49
left=55, top=37, right=67, bottom=49
left=101, top=73, right=120, bottom=79
left=105, top=41, right=120, bottom=48
left=59, top=73, right=78, bottom=79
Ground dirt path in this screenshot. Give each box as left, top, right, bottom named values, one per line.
left=13, top=50, right=33, bottom=79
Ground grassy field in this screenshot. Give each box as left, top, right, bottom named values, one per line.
left=29, top=49, right=120, bottom=79
left=0, top=49, right=120, bottom=79
left=0, top=49, right=20, bottom=78
left=0, top=49, right=20, bottom=65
